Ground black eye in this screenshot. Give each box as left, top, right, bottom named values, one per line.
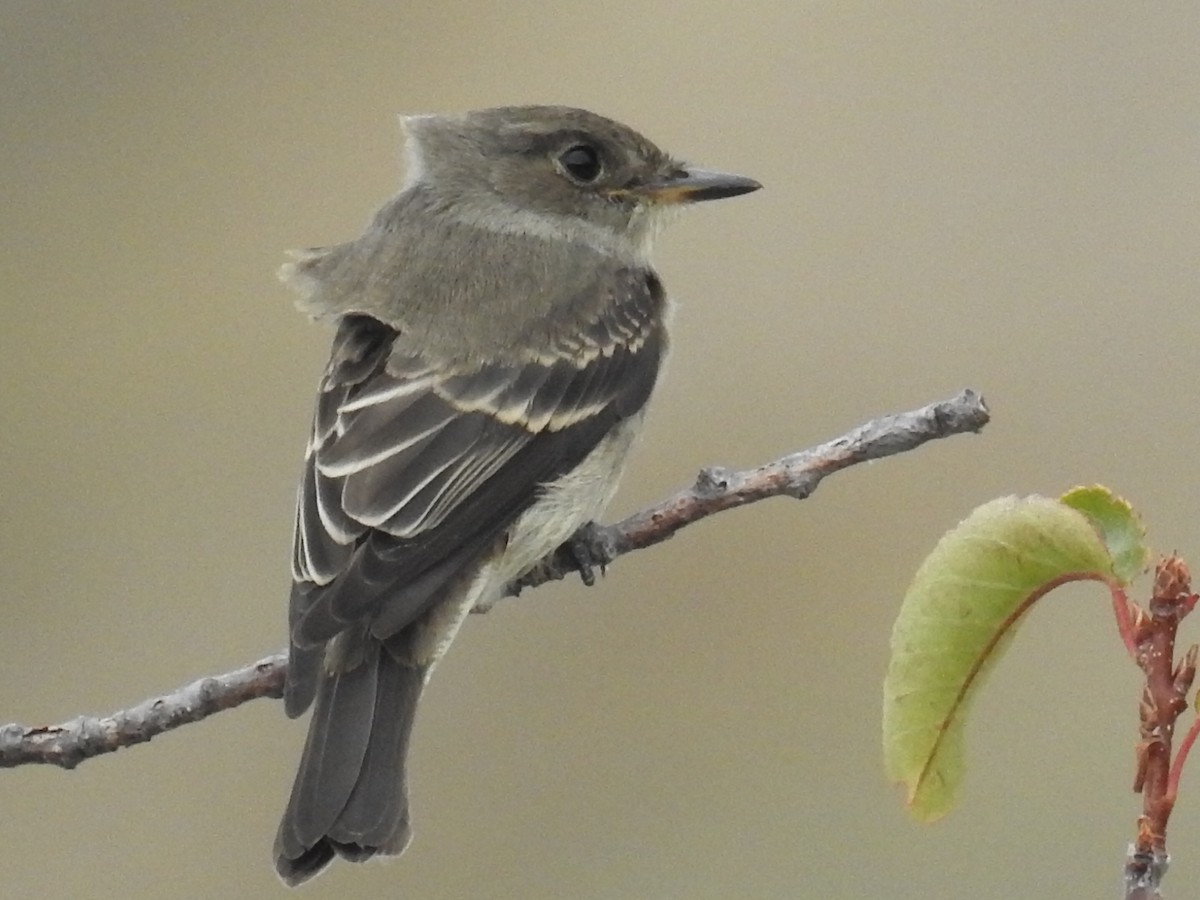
left=557, top=143, right=603, bottom=183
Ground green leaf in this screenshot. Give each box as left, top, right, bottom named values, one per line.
left=1060, top=485, right=1150, bottom=585
left=883, top=494, right=1120, bottom=821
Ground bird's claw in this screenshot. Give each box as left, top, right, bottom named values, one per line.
left=562, top=521, right=611, bottom=587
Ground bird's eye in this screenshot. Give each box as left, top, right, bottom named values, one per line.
left=557, top=143, right=603, bottom=183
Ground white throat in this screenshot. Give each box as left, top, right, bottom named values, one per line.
left=446, top=196, right=658, bottom=264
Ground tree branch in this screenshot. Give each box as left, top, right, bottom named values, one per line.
left=1123, top=555, right=1199, bottom=899
left=0, top=655, right=287, bottom=770
left=507, top=388, right=989, bottom=594
left=0, top=389, right=989, bottom=770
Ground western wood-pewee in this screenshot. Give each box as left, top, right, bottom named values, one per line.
left=274, top=105, right=759, bottom=884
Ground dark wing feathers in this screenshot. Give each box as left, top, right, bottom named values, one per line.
left=521, top=357, right=589, bottom=429
left=318, top=390, right=451, bottom=478
left=287, top=270, right=666, bottom=699
left=296, top=462, right=355, bottom=582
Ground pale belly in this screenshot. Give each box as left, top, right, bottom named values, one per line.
left=409, top=412, right=644, bottom=670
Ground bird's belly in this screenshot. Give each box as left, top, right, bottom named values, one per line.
left=497, top=411, right=643, bottom=583
left=409, top=412, right=644, bottom=670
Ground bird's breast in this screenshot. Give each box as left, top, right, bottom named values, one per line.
left=405, top=412, right=645, bottom=671
left=496, top=411, right=644, bottom=583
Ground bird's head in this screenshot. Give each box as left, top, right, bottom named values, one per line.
left=400, top=105, right=761, bottom=255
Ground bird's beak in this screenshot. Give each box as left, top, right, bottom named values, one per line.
left=635, top=167, right=762, bottom=205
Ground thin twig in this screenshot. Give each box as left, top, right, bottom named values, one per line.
left=0, top=389, right=989, bottom=770
left=0, top=655, right=286, bottom=770
left=509, top=388, right=990, bottom=593
left=1124, top=556, right=1200, bottom=899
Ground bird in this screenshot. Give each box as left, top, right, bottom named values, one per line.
left=273, top=104, right=760, bottom=885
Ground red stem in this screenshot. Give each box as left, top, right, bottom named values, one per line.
left=1111, top=585, right=1139, bottom=658
left=1167, top=713, right=1200, bottom=805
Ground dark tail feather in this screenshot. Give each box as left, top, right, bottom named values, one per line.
left=283, top=642, right=323, bottom=719
left=274, top=639, right=425, bottom=886
left=284, top=582, right=323, bottom=718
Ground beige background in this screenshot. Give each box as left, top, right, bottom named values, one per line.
left=4, top=3, right=1200, bottom=898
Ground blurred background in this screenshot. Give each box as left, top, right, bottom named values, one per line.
left=4, top=3, right=1200, bottom=898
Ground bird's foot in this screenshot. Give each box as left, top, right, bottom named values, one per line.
left=561, top=521, right=613, bottom=587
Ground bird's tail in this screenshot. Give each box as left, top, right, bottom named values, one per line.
left=274, top=636, right=425, bottom=886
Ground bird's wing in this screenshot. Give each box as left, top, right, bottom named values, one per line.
left=286, top=267, right=665, bottom=709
